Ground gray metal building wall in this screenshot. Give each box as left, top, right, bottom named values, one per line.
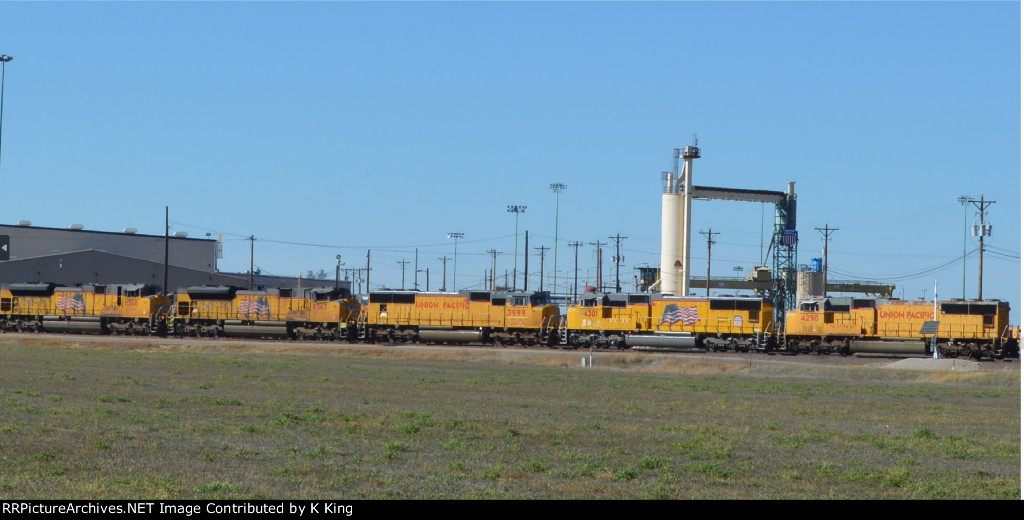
left=0, top=251, right=351, bottom=294
left=0, top=224, right=217, bottom=272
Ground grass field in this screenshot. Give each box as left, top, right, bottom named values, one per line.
left=0, top=337, right=1019, bottom=499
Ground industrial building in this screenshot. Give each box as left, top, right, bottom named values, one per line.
left=654, top=145, right=892, bottom=324
left=0, top=222, right=350, bottom=293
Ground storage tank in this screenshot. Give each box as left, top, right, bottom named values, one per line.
left=659, top=189, right=681, bottom=294
left=797, top=270, right=824, bottom=300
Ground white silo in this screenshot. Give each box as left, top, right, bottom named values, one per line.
left=659, top=171, right=681, bottom=293
left=659, top=144, right=699, bottom=295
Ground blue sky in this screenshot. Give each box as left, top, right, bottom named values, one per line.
left=0, top=2, right=1019, bottom=321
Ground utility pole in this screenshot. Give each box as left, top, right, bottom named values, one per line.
left=438, top=257, right=449, bottom=292
left=569, top=241, right=583, bottom=303
left=523, top=231, right=529, bottom=291
left=815, top=224, right=838, bottom=298
left=507, top=205, right=526, bottom=291
left=248, top=235, right=256, bottom=290
left=535, top=245, right=549, bottom=291
left=487, top=249, right=501, bottom=290
left=0, top=54, right=12, bottom=179
left=349, top=267, right=367, bottom=296
left=413, top=248, right=419, bottom=290
left=590, top=240, right=605, bottom=292
left=699, top=229, right=719, bottom=297
left=163, top=206, right=169, bottom=295
left=550, top=183, right=567, bottom=296
left=447, top=232, right=463, bottom=291
left=365, top=250, right=371, bottom=296
left=609, top=234, right=627, bottom=292
left=968, top=196, right=996, bottom=300
left=958, top=196, right=970, bottom=299
left=396, top=259, right=409, bottom=290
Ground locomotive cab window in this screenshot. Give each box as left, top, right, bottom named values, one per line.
left=530, top=294, right=550, bottom=306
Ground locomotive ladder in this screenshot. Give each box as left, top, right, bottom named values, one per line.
left=556, top=315, right=569, bottom=345
left=151, top=304, right=174, bottom=336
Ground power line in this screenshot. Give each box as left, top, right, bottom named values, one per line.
left=170, top=221, right=513, bottom=251
left=831, top=249, right=977, bottom=282
left=986, top=250, right=1020, bottom=261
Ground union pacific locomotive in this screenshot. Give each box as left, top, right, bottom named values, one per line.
left=782, top=296, right=1018, bottom=359
left=0, top=283, right=170, bottom=334
left=564, top=292, right=774, bottom=351
left=360, top=289, right=561, bottom=346
left=0, top=282, right=1017, bottom=360
left=172, top=285, right=361, bottom=340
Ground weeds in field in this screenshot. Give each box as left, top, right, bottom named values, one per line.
left=0, top=340, right=1017, bottom=499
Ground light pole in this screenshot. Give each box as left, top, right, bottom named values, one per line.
left=958, top=195, right=969, bottom=299
left=507, top=205, right=526, bottom=291
left=447, top=232, right=463, bottom=291
left=549, top=183, right=566, bottom=296
left=335, top=255, right=343, bottom=289
left=0, top=54, right=12, bottom=181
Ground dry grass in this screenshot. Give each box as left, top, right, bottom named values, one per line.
left=0, top=336, right=1018, bottom=499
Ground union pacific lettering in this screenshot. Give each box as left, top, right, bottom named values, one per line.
left=414, top=300, right=470, bottom=310
left=878, top=310, right=935, bottom=320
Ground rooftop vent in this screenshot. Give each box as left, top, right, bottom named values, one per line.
left=174, top=231, right=188, bottom=238
left=123, top=228, right=137, bottom=234
left=69, top=224, right=84, bottom=230
left=18, top=220, right=31, bottom=226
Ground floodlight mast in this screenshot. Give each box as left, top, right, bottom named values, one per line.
left=506, top=205, right=526, bottom=291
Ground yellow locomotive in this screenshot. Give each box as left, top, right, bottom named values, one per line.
left=565, top=292, right=775, bottom=351
left=783, top=297, right=1018, bottom=359
left=172, top=285, right=360, bottom=340
left=359, top=290, right=561, bottom=346
left=0, top=283, right=170, bottom=334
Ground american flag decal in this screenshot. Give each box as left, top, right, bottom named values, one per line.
left=660, top=304, right=700, bottom=326
left=56, top=293, right=87, bottom=313
left=239, top=297, right=271, bottom=318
